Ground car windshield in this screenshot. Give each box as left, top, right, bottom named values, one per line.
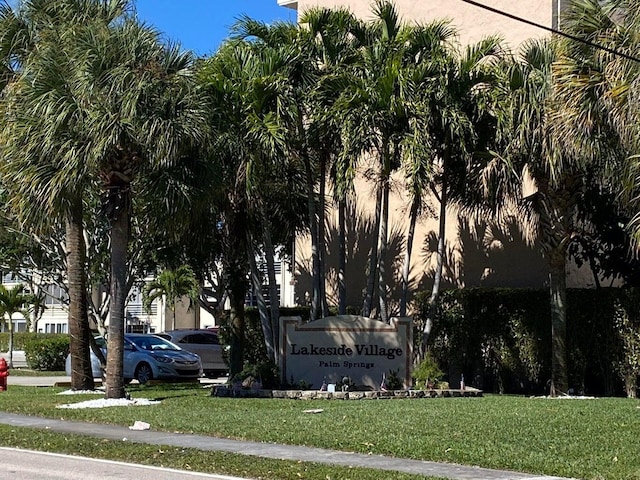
left=128, top=335, right=181, bottom=351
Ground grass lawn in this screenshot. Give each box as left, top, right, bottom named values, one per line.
left=0, top=384, right=639, bottom=480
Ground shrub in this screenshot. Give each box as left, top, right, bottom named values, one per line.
left=384, top=369, right=405, bottom=390
left=415, top=287, right=640, bottom=396
left=412, top=354, right=444, bottom=389
left=23, top=335, right=69, bottom=371
left=231, top=360, right=280, bottom=389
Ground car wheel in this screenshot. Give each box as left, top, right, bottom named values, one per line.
left=134, top=363, right=153, bottom=385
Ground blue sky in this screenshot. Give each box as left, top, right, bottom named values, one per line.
left=134, top=1, right=297, bottom=57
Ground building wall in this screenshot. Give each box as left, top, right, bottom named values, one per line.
left=295, top=0, right=561, bottom=48
left=284, top=0, right=607, bottom=313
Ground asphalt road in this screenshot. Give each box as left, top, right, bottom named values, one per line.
left=0, top=447, right=247, bottom=480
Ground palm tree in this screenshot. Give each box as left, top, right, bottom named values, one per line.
left=199, top=41, right=270, bottom=376
left=232, top=18, right=331, bottom=322
left=0, top=0, right=132, bottom=392
left=200, top=30, right=309, bottom=369
left=80, top=19, right=209, bottom=399
left=335, top=0, right=413, bottom=323
left=553, top=0, right=637, bottom=227
left=336, top=1, right=473, bottom=324
left=0, top=284, right=30, bottom=368
left=396, top=21, right=458, bottom=318
left=547, top=0, right=640, bottom=395
left=419, top=36, right=506, bottom=352
left=143, top=266, right=199, bottom=332
left=486, top=38, right=619, bottom=396
left=2, top=2, right=209, bottom=398
left=301, top=7, right=364, bottom=316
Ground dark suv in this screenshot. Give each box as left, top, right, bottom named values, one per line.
left=156, top=329, right=227, bottom=377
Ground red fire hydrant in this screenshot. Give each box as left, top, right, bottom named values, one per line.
left=0, top=358, right=9, bottom=391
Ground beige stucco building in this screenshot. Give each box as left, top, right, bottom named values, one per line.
left=277, top=0, right=602, bottom=312
left=279, top=0, right=565, bottom=47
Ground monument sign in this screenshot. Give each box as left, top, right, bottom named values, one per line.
left=279, top=315, right=412, bottom=390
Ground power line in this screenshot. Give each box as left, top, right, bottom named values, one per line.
left=460, top=0, right=640, bottom=63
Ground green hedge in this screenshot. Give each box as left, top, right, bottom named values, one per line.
left=23, top=335, right=69, bottom=371
left=0, top=333, right=69, bottom=371
left=415, top=287, right=640, bottom=397
left=0, top=332, right=51, bottom=352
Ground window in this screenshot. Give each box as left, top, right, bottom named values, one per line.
left=44, top=323, right=67, bottom=334
left=182, top=333, right=219, bottom=345
left=44, top=284, right=67, bottom=306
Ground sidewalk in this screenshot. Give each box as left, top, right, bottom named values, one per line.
left=0, top=411, right=573, bottom=480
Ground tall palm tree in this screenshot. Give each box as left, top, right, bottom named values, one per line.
left=199, top=41, right=273, bottom=375
left=420, top=35, right=506, bottom=351
left=0, top=0, right=131, bottom=392
left=2, top=3, right=209, bottom=398
left=0, top=284, right=30, bottom=368
left=79, top=19, right=209, bottom=398
left=143, top=266, right=199, bottom=332
left=396, top=21, right=458, bottom=318
left=336, top=0, right=413, bottom=323
left=547, top=0, right=640, bottom=395
left=486, top=38, right=618, bottom=396
left=200, top=29, right=309, bottom=369
left=301, top=7, right=364, bottom=316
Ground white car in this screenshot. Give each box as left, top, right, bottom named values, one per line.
left=156, top=329, right=227, bottom=377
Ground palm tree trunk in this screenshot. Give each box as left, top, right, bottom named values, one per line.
left=318, top=153, right=329, bottom=318
left=362, top=186, right=382, bottom=317
left=228, top=272, right=246, bottom=380
left=299, top=119, right=321, bottom=321
left=105, top=192, right=129, bottom=399
left=549, top=246, right=568, bottom=397
left=378, top=176, right=390, bottom=324
left=262, top=223, right=280, bottom=361
left=338, top=198, right=347, bottom=315
left=423, top=163, right=449, bottom=355
left=248, top=238, right=275, bottom=364
left=400, top=196, right=419, bottom=317
left=66, top=200, right=95, bottom=391
left=7, top=321, right=13, bottom=369
left=378, top=141, right=392, bottom=324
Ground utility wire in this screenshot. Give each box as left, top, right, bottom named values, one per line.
left=460, top=0, right=640, bottom=63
